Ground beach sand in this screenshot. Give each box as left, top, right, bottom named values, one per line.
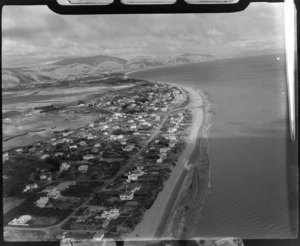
left=123, top=84, right=208, bottom=241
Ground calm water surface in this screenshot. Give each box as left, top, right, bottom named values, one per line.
left=129, top=54, right=297, bottom=238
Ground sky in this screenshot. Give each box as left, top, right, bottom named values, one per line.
left=2, top=3, right=285, bottom=67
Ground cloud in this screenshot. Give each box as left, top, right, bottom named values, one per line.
left=1, top=3, right=285, bottom=67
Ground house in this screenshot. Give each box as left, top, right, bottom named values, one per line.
left=29, top=147, right=36, bottom=153
left=35, top=197, right=49, bottom=208
left=60, top=163, right=70, bottom=172
left=119, top=184, right=141, bottom=200
left=54, top=152, right=64, bottom=157
left=83, top=154, right=95, bottom=160
left=156, top=158, right=163, bottom=164
left=23, top=183, right=38, bottom=192
left=114, top=113, right=123, bottom=118
left=8, top=215, right=32, bottom=226
left=40, top=174, right=47, bottom=180
left=63, top=132, right=71, bottom=137
left=119, top=191, right=134, bottom=200
left=78, top=165, right=88, bottom=173
left=130, top=125, right=137, bottom=130
left=94, top=143, right=101, bottom=147
left=101, top=208, right=120, bottom=219
left=101, top=125, right=109, bottom=131
left=168, top=135, right=177, bottom=141
left=40, top=154, right=49, bottom=160
left=79, top=141, right=87, bottom=146
left=160, top=147, right=170, bottom=153
left=48, top=189, right=61, bottom=199
left=123, top=144, right=135, bottom=152
left=69, top=144, right=77, bottom=149
left=127, top=174, right=138, bottom=181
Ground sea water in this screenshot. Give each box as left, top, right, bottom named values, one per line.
left=128, top=54, right=298, bottom=238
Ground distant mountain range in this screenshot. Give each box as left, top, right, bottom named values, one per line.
left=2, top=54, right=214, bottom=89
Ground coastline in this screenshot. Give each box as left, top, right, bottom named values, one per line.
left=123, top=80, right=212, bottom=241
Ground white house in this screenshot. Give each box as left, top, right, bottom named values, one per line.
left=54, top=152, right=63, bottom=157
left=79, top=141, right=87, bottom=146
left=123, top=144, right=135, bottom=152
left=60, top=163, right=70, bottom=172
left=78, top=165, right=88, bottom=173
left=23, top=183, right=38, bottom=193
left=156, top=158, right=163, bottom=164
left=8, top=215, right=32, bottom=226
left=127, top=174, right=138, bottom=181
left=101, top=208, right=120, bottom=219
left=119, top=184, right=141, bottom=200
left=119, top=191, right=134, bottom=200
left=83, top=154, right=95, bottom=160
left=40, top=154, right=49, bottom=160
left=35, top=197, right=49, bottom=208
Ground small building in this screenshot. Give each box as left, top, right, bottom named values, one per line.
left=119, top=191, right=134, bottom=201
left=8, top=215, right=32, bottom=226
left=79, top=141, right=87, bottom=146
left=54, top=152, right=64, bottom=157
left=35, top=196, right=49, bottom=208
left=119, top=184, right=141, bottom=200
left=156, top=158, right=163, bottom=164
left=83, top=154, right=95, bottom=160
left=78, top=165, right=88, bottom=173
left=60, top=163, right=70, bottom=172
left=40, top=154, right=49, bottom=160
left=69, top=145, right=77, bottom=149
left=123, top=144, right=135, bottom=152
left=101, top=208, right=120, bottom=219
left=23, top=183, right=38, bottom=193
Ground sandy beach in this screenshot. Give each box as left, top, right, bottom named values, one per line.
left=123, top=83, right=209, bottom=241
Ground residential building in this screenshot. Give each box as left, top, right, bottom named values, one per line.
left=35, top=197, right=49, bottom=208
left=69, top=145, right=78, bottom=149
left=23, top=183, right=38, bottom=192
left=8, top=215, right=32, bottom=226
left=60, top=163, right=70, bottom=172
left=119, top=191, right=134, bottom=200
left=40, top=154, right=49, bottom=160
left=83, top=154, right=95, bottom=160
left=101, top=208, right=120, bottom=219
left=78, top=165, right=88, bottom=173
left=119, top=184, right=141, bottom=200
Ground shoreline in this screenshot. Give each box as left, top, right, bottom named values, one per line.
left=123, top=81, right=212, bottom=241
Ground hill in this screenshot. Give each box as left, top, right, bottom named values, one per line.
left=2, top=53, right=215, bottom=89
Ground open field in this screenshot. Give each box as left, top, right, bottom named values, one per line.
left=4, top=229, right=47, bottom=241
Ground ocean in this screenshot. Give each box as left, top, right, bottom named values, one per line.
left=128, top=54, right=298, bottom=238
